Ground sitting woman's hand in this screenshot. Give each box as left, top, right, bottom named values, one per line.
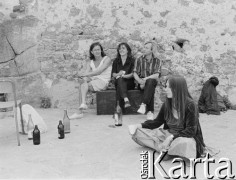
left=122, top=74, right=128, bottom=79
left=160, top=135, right=174, bottom=152
left=128, top=124, right=142, bottom=135
left=139, top=79, right=146, bottom=85
left=118, top=70, right=125, bottom=76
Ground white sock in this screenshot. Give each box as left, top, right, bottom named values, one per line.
left=124, top=97, right=129, bottom=102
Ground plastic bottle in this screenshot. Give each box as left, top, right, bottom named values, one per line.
left=27, top=114, right=34, bottom=140
left=33, top=125, right=40, bottom=145
left=63, top=109, right=70, bottom=133
left=58, top=120, right=65, bottom=139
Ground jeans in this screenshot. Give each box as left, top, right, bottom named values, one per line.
left=139, top=78, right=157, bottom=112
left=115, top=77, right=135, bottom=103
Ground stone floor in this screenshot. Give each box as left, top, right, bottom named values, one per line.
left=0, top=108, right=236, bottom=179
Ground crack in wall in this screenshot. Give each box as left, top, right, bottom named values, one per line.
left=5, top=35, right=37, bottom=76
left=5, top=36, right=20, bottom=76
left=5, top=36, right=17, bottom=56
left=0, top=58, right=14, bottom=65
left=20, top=44, right=36, bottom=55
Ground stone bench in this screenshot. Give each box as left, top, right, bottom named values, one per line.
left=96, top=89, right=150, bottom=115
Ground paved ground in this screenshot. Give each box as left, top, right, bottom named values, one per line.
left=0, top=108, right=236, bottom=179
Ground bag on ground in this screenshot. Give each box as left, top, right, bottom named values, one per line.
left=17, top=104, right=47, bottom=133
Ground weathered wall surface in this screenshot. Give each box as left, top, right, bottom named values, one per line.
left=0, top=0, right=236, bottom=108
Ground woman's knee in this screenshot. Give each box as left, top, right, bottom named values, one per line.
left=88, top=82, right=94, bottom=92
left=117, top=77, right=125, bottom=83
left=116, top=77, right=126, bottom=87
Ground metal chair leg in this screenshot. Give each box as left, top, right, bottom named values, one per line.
left=13, top=107, right=20, bottom=146
left=19, top=103, right=26, bottom=134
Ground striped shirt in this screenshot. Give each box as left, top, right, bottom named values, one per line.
left=133, top=54, right=161, bottom=78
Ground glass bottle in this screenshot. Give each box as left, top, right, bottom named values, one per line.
left=27, top=114, right=34, bottom=140
left=115, top=101, right=122, bottom=126
left=33, top=125, right=40, bottom=145
left=58, top=120, right=65, bottom=139
left=63, top=109, right=70, bottom=133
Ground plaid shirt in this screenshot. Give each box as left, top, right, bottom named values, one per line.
left=133, top=54, right=161, bottom=78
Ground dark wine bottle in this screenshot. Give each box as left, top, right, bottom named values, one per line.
left=58, top=120, right=65, bottom=139
left=33, top=125, right=40, bottom=145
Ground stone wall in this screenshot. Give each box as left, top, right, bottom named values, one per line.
left=0, top=0, right=236, bottom=109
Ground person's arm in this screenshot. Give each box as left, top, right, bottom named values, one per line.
left=143, top=73, right=160, bottom=80
left=77, top=61, right=91, bottom=78
left=133, top=72, right=144, bottom=83
left=133, top=57, right=145, bottom=84
left=85, top=57, right=112, bottom=77
left=122, top=73, right=133, bottom=79
left=172, top=101, right=198, bottom=140
left=141, top=103, right=165, bottom=129
left=111, top=59, right=125, bottom=78
left=128, top=103, right=166, bottom=136
left=143, top=57, right=161, bottom=80
left=122, top=58, right=135, bottom=79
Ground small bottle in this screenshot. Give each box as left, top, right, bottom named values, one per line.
left=58, top=120, right=65, bottom=139
left=63, top=109, right=70, bottom=133
left=33, top=125, right=40, bottom=145
left=27, top=114, right=34, bottom=140
left=115, top=101, right=122, bottom=126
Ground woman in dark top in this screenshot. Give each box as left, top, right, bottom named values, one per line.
left=129, top=75, right=206, bottom=159
left=111, top=42, right=135, bottom=108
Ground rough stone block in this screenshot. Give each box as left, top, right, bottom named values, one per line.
left=96, top=90, right=147, bottom=115
left=15, top=46, right=40, bottom=75
left=0, top=35, right=15, bottom=63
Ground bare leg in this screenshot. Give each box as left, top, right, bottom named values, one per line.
left=80, top=77, right=93, bottom=105
left=81, top=81, right=89, bottom=105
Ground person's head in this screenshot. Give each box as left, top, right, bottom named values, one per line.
left=116, top=42, right=132, bottom=60
left=209, top=76, right=219, bottom=87
left=164, top=75, right=193, bottom=120
left=89, top=42, right=106, bottom=60
left=143, top=41, right=153, bottom=56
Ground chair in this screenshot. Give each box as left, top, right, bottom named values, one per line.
left=0, top=79, right=24, bottom=146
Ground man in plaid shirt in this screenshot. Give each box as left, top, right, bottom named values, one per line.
left=133, top=41, right=162, bottom=120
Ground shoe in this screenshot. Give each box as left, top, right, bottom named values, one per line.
left=146, top=111, right=154, bottom=120
left=79, top=103, right=88, bottom=110
left=124, top=101, right=131, bottom=108
left=69, top=113, right=83, bottom=119
left=137, top=103, right=146, bottom=114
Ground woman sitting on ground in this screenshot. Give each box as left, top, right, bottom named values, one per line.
left=70, top=42, right=112, bottom=119
left=128, top=75, right=206, bottom=159
left=111, top=42, right=135, bottom=108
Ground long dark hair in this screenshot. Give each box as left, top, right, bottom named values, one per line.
left=164, top=75, right=193, bottom=121
left=116, top=42, right=133, bottom=61
left=89, top=42, right=106, bottom=60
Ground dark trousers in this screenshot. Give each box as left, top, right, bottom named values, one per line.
left=139, top=78, right=157, bottom=112
left=115, top=77, right=135, bottom=103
